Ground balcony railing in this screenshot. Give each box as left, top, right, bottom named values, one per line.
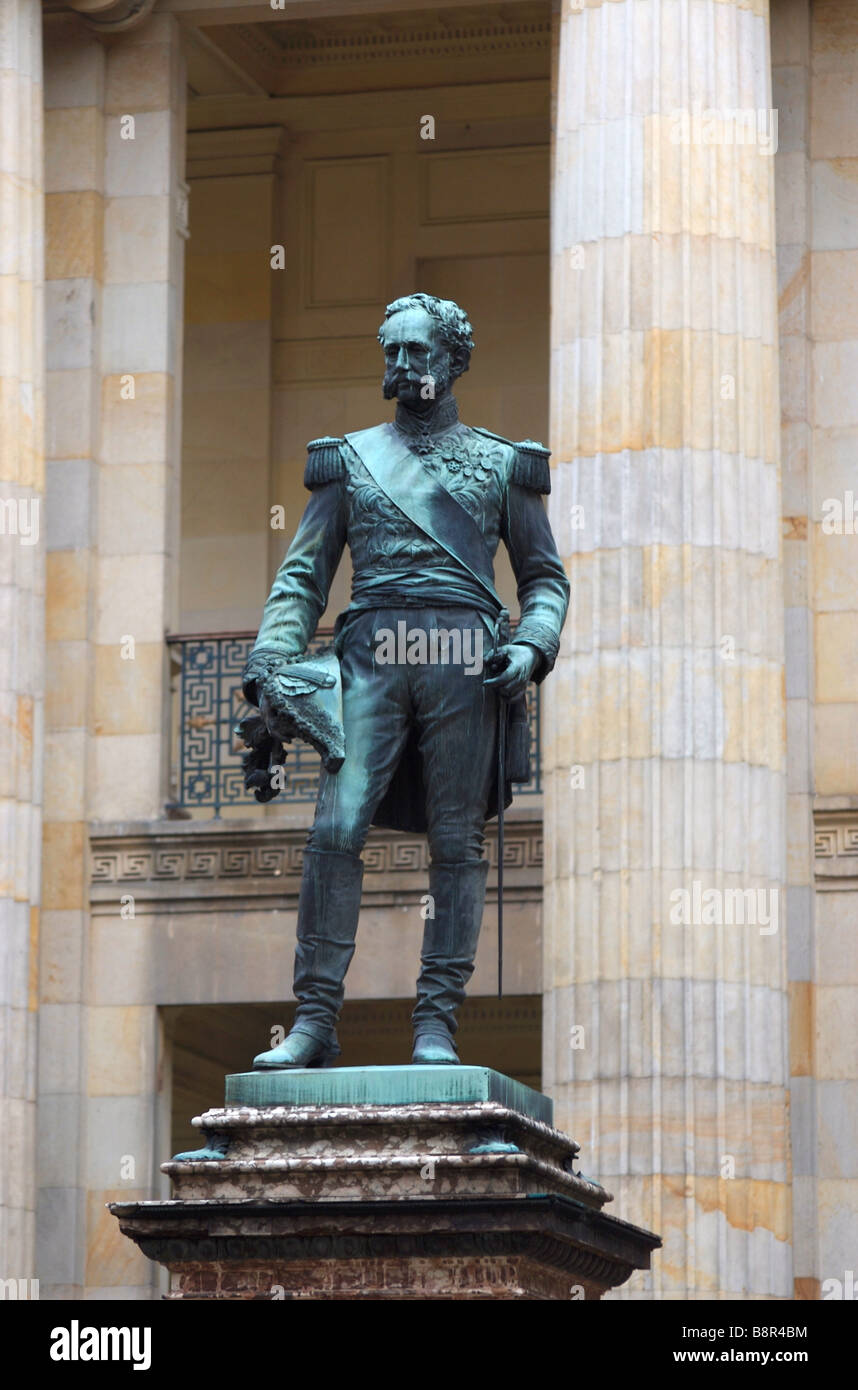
left=167, top=629, right=541, bottom=817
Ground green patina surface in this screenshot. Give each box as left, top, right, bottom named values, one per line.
left=236, top=296, right=569, bottom=1074
left=224, top=1065, right=552, bottom=1125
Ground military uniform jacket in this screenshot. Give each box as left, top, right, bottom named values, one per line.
left=243, top=398, right=570, bottom=831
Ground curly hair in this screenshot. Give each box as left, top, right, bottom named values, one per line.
left=379, top=292, right=475, bottom=373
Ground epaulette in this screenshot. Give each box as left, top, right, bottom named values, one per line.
left=472, top=426, right=551, bottom=494
left=511, top=438, right=551, bottom=494
left=304, top=436, right=346, bottom=490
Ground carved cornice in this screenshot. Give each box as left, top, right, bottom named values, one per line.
left=89, top=816, right=544, bottom=913
left=814, top=806, right=858, bottom=889
left=109, top=1192, right=658, bottom=1297
left=249, top=11, right=552, bottom=70
left=200, top=4, right=551, bottom=98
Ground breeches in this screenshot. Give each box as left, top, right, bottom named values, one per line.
left=306, top=606, right=499, bottom=863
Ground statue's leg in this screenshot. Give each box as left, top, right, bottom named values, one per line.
left=411, top=861, right=490, bottom=1063
left=409, top=608, right=498, bottom=1064
left=253, top=611, right=411, bottom=1070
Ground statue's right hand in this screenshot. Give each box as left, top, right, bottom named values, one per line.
left=241, top=647, right=304, bottom=708
left=259, top=689, right=284, bottom=742
left=235, top=714, right=286, bottom=803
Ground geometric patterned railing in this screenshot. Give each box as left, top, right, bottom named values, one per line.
left=166, top=628, right=541, bottom=817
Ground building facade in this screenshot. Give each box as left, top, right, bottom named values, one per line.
left=0, top=0, right=855, bottom=1298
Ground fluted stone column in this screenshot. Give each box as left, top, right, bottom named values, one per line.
left=544, top=0, right=790, bottom=1297
left=38, top=9, right=187, bottom=1298
left=0, top=0, right=45, bottom=1280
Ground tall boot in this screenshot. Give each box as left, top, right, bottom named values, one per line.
left=411, top=860, right=489, bottom=1065
left=253, top=848, right=364, bottom=1069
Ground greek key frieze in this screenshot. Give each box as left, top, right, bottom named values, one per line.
left=814, top=828, right=838, bottom=859
left=90, top=822, right=542, bottom=899
left=814, top=811, right=858, bottom=883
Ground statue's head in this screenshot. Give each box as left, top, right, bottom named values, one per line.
left=378, top=292, right=474, bottom=409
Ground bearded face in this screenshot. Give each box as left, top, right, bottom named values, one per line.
left=379, top=306, right=457, bottom=408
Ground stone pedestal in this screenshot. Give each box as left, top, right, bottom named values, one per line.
left=110, top=1066, right=659, bottom=1300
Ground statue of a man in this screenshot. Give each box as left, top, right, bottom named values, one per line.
left=242, top=293, right=569, bottom=1069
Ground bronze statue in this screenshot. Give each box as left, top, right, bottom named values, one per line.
left=240, top=293, right=569, bottom=1068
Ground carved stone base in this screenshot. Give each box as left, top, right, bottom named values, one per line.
left=173, top=1252, right=576, bottom=1301
left=110, top=1068, right=660, bottom=1300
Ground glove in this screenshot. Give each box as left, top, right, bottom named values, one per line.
left=234, top=714, right=286, bottom=804
left=483, top=642, right=539, bottom=700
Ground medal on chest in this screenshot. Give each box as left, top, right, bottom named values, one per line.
left=420, top=432, right=499, bottom=485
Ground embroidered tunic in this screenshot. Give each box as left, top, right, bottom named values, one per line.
left=245, top=397, right=570, bottom=699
